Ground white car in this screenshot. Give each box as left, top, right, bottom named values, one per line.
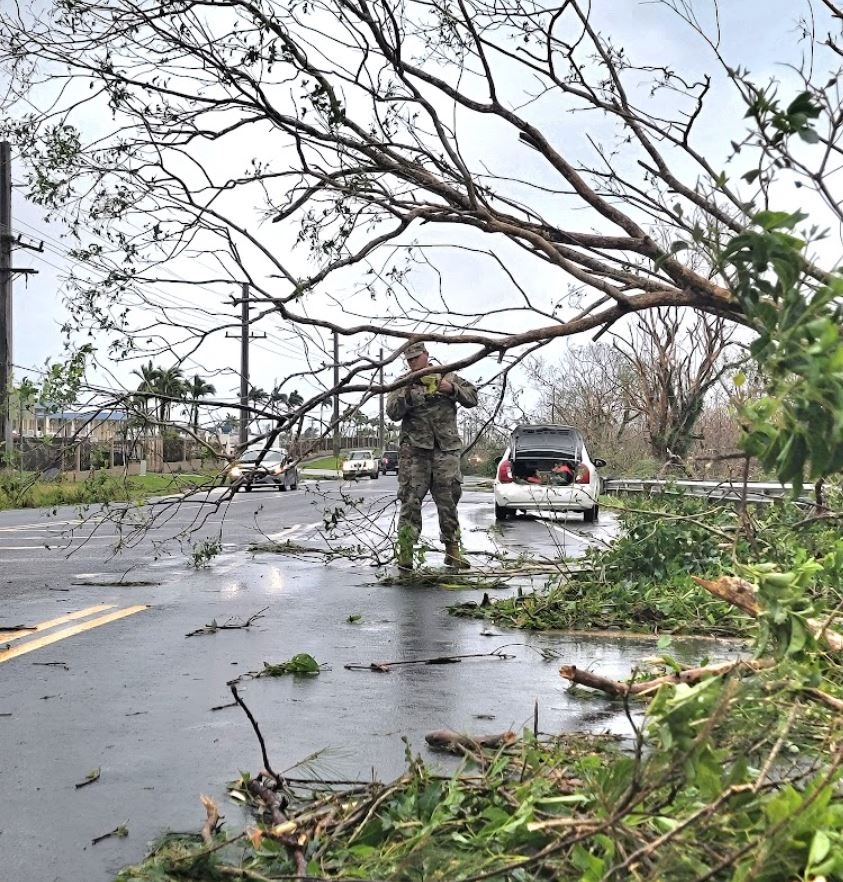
left=342, top=449, right=380, bottom=480
left=493, top=425, right=605, bottom=522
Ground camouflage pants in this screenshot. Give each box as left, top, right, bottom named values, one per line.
left=397, top=444, right=463, bottom=544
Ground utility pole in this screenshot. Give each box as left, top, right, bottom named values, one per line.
left=239, top=282, right=249, bottom=448
left=0, top=142, right=39, bottom=468
left=378, top=346, right=385, bottom=452
left=332, top=330, right=340, bottom=459
left=226, top=282, right=265, bottom=449
left=0, top=143, right=12, bottom=465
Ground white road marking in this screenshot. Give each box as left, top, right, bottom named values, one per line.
left=550, top=524, right=592, bottom=544
left=266, top=524, right=302, bottom=541
left=0, top=520, right=82, bottom=533
left=0, top=537, right=116, bottom=551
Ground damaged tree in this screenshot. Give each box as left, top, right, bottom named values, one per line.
left=1, top=1, right=842, bottom=493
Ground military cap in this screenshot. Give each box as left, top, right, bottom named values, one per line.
left=404, top=341, right=429, bottom=359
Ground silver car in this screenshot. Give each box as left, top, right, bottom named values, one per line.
left=227, top=449, right=299, bottom=492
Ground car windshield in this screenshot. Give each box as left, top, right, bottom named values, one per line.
left=348, top=451, right=372, bottom=460
left=240, top=450, right=283, bottom=463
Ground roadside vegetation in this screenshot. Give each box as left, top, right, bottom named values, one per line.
left=452, top=495, right=841, bottom=636
left=0, top=470, right=216, bottom=510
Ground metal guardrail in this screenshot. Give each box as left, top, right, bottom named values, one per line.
left=603, top=478, right=810, bottom=504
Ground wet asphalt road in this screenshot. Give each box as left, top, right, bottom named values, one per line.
left=0, top=478, right=731, bottom=881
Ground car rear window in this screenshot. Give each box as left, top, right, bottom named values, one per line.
left=511, top=425, right=582, bottom=457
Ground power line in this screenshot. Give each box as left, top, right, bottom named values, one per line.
left=13, top=230, right=309, bottom=362
left=10, top=212, right=310, bottom=361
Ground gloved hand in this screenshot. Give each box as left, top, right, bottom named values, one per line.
left=420, top=373, right=442, bottom=396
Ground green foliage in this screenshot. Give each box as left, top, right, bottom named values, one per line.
left=721, top=210, right=843, bottom=494
left=188, top=537, right=222, bottom=568
left=260, top=653, right=322, bottom=675
left=453, top=497, right=751, bottom=634
left=116, top=688, right=843, bottom=882
left=39, top=345, right=94, bottom=410
left=453, top=494, right=843, bottom=637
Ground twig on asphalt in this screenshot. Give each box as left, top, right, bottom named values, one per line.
left=186, top=607, right=268, bottom=637
left=91, top=823, right=128, bottom=845
left=345, top=648, right=515, bottom=672
left=229, top=684, right=284, bottom=789
left=75, top=768, right=101, bottom=789
left=210, top=701, right=238, bottom=712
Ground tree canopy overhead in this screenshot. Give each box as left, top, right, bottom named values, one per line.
left=2, top=0, right=843, bottom=481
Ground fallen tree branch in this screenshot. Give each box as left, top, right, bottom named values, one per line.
left=186, top=607, right=268, bottom=638
left=229, top=685, right=284, bottom=789
left=200, top=794, right=221, bottom=845
left=425, top=729, right=516, bottom=753
left=559, top=659, right=774, bottom=697
left=246, top=777, right=307, bottom=878
left=802, top=687, right=843, bottom=713
left=692, top=576, right=843, bottom=651
left=74, top=768, right=101, bottom=789
left=91, top=824, right=128, bottom=846
left=345, top=648, right=515, bottom=672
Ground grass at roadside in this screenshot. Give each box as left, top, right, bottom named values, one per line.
left=301, top=454, right=344, bottom=470
left=0, top=470, right=219, bottom=510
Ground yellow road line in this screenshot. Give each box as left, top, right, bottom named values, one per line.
left=0, top=605, right=148, bottom=665
left=0, top=604, right=116, bottom=643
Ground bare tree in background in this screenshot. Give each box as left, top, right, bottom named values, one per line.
left=527, top=345, right=641, bottom=453
left=614, top=309, right=737, bottom=463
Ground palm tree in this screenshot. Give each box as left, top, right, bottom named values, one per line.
left=153, top=366, right=186, bottom=424
left=270, top=384, right=304, bottom=411
left=132, top=360, right=161, bottom=423
left=247, top=385, right=269, bottom=434
left=269, top=383, right=288, bottom=410
left=186, top=375, right=216, bottom=432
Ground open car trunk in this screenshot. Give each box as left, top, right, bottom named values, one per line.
left=509, top=425, right=584, bottom=487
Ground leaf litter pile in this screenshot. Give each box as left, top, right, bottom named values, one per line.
left=116, top=495, right=843, bottom=880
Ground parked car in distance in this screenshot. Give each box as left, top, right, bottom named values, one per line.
left=227, top=449, right=299, bottom=492
left=342, top=449, right=379, bottom=480
left=493, top=424, right=605, bottom=522
left=380, top=449, right=399, bottom=475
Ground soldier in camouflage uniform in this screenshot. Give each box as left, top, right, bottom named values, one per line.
left=386, top=341, right=478, bottom=570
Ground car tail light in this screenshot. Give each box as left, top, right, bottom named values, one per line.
left=497, top=459, right=513, bottom=483
left=575, top=464, right=590, bottom=484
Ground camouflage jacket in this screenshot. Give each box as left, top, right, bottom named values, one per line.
left=386, top=371, right=478, bottom=451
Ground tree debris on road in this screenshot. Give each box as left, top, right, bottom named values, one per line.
left=185, top=607, right=268, bottom=637
left=344, top=648, right=515, bottom=672
left=75, top=768, right=101, bottom=789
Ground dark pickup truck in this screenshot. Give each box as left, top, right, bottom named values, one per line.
left=380, top=449, right=399, bottom=475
